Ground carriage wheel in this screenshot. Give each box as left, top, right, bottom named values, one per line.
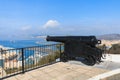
left=86, top=56, right=96, bottom=65
left=60, top=52, right=68, bottom=62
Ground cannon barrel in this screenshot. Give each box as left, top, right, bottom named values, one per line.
left=46, top=36, right=70, bottom=43
left=46, top=36, right=101, bottom=45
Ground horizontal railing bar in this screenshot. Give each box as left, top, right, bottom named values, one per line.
left=0, top=43, right=63, bottom=51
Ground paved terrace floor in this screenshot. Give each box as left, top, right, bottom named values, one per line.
left=4, top=62, right=109, bottom=80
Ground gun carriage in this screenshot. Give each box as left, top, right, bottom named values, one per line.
left=46, top=36, right=102, bottom=65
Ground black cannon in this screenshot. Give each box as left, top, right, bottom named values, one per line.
left=46, top=36, right=103, bottom=65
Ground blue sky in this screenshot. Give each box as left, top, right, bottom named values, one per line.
left=0, top=0, right=120, bottom=40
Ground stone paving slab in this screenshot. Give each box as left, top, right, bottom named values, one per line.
left=4, top=62, right=109, bottom=80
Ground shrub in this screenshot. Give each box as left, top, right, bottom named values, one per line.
left=109, top=44, right=120, bottom=54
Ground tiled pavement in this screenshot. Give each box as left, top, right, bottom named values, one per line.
left=4, top=62, right=109, bottom=80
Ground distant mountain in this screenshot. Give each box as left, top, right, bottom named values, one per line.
left=97, top=34, right=120, bottom=40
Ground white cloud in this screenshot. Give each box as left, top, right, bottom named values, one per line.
left=43, top=20, right=60, bottom=29
left=21, top=26, right=31, bottom=31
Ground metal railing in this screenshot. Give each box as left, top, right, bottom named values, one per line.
left=0, top=44, right=63, bottom=79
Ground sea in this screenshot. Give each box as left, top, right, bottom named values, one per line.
left=0, top=39, right=57, bottom=49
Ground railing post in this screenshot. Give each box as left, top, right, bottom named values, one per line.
left=21, top=48, right=25, bottom=73
left=0, top=48, right=3, bottom=78
left=59, top=44, right=62, bottom=61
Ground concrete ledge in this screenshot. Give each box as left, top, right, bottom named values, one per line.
left=88, top=69, right=120, bottom=80
left=5, top=62, right=108, bottom=80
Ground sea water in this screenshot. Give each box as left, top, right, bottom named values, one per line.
left=0, top=39, right=43, bottom=48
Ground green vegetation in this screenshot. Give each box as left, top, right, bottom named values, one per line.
left=37, top=51, right=60, bottom=65
left=97, top=43, right=120, bottom=54
left=109, top=44, right=120, bottom=54
left=5, top=68, right=18, bottom=74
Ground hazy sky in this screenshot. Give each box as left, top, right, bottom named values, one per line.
left=0, top=0, right=120, bottom=40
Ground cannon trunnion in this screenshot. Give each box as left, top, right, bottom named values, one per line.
left=46, top=36, right=102, bottom=65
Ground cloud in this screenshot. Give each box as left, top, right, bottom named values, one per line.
left=43, top=20, right=60, bottom=29
left=21, top=26, right=31, bottom=31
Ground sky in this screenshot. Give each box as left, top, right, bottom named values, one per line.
left=0, top=0, right=120, bottom=40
